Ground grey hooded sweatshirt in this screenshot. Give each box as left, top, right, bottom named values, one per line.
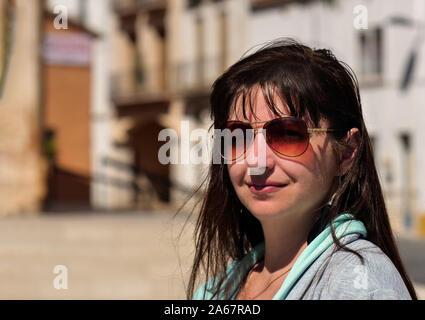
left=193, top=214, right=412, bottom=300
left=286, top=233, right=412, bottom=299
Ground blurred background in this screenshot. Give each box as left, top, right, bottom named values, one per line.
left=0, top=0, right=424, bottom=299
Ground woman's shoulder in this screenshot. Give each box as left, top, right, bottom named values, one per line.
left=321, top=237, right=412, bottom=299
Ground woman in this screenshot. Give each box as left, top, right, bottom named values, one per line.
left=184, top=39, right=416, bottom=300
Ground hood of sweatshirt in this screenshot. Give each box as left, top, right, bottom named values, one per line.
left=192, top=213, right=367, bottom=300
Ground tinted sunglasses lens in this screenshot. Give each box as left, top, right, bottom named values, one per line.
left=221, top=122, right=253, bottom=160
left=265, top=118, right=309, bottom=156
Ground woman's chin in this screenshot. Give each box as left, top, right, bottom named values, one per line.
left=246, top=202, right=292, bottom=220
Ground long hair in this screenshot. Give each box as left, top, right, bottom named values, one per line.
left=181, top=38, right=417, bottom=300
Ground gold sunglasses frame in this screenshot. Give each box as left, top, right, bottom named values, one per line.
left=219, top=117, right=344, bottom=160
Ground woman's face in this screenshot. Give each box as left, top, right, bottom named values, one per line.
left=227, top=86, right=339, bottom=223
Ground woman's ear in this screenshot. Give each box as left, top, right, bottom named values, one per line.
left=337, top=128, right=361, bottom=176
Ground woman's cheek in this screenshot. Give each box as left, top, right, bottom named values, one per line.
left=292, top=144, right=317, bottom=170
left=227, top=163, right=246, bottom=185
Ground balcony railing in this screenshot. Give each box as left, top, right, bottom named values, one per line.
left=111, top=57, right=226, bottom=101
left=113, top=0, right=166, bottom=13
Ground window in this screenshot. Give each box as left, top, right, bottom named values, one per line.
left=369, top=134, right=376, bottom=157
left=359, top=27, right=383, bottom=84
left=399, top=132, right=414, bottom=229
left=188, top=0, right=202, bottom=8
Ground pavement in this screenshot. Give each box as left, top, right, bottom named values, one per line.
left=0, top=211, right=423, bottom=300
left=395, top=235, right=425, bottom=299
left=0, top=210, right=195, bottom=299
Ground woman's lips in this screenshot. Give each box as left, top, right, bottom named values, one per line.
left=248, top=184, right=288, bottom=194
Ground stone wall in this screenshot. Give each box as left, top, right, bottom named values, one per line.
left=0, top=0, right=46, bottom=215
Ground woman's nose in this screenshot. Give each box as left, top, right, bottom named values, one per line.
left=245, top=129, right=274, bottom=175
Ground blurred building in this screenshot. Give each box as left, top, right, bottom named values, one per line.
left=110, top=0, right=249, bottom=210
left=0, top=0, right=128, bottom=214
left=42, top=12, right=97, bottom=211
left=110, top=0, right=173, bottom=209
left=44, top=0, right=172, bottom=212
left=0, top=0, right=46, bottom=215
left=45, top=0, right=136, bottom=211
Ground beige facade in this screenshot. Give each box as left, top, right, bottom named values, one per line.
left=110, top=0, right=224, bottom=210
left=0, top=0, right=46, bottom=215
left=111, top=0, right=173, bottom=210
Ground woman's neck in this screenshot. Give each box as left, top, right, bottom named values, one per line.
left=259, top=213, right=317, bottom=274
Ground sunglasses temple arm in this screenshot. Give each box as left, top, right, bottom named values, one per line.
left=307, top=128, right=343, bottom=133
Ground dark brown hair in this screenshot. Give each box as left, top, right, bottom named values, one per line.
left=180, top=38, right=417, bottom=300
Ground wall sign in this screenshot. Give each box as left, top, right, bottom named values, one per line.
left=43, top=33, right=92, bottom=67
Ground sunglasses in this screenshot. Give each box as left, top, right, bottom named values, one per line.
left=218, top=117, right=343, bottom=161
